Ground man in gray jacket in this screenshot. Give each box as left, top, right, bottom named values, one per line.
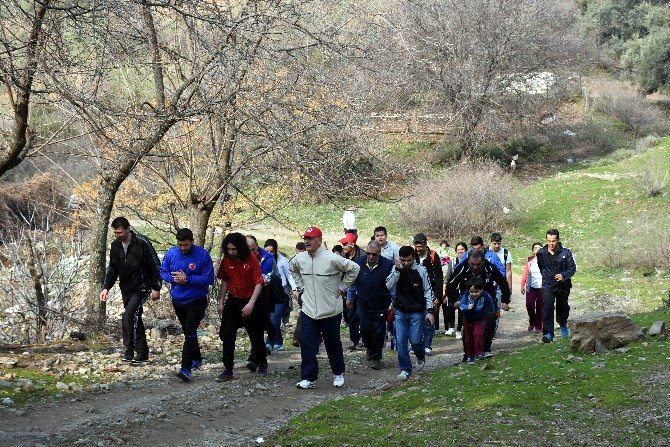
left=290, top=226, right=360, bottom=389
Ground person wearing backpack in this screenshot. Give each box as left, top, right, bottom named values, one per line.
left=412, top=233, right=443, bottom=356
left=489, top=232, right=513, bottom=294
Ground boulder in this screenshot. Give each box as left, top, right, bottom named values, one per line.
left=150, top=319, right=182, bottom=336
left=648, top=321, right=665, bottom=337
left=569, top=312, right=644, bottom=354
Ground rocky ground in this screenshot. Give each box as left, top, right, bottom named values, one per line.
left=1, top=301, right=543, bottom=447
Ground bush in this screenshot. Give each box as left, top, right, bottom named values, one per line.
left=400, top=158, right=515, bottom=239
left=595, top=82, right=670, bottom=137
left=634, top=166, right=668, bottom=198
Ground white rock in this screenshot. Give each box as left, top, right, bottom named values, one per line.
left=56, top=382, right=69, bottom=391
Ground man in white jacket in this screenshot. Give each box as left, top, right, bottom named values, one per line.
left=290, top=226, right=360, bottom=389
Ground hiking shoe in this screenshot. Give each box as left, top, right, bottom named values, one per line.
left=265, top=343, right=273, bottom=351
left=272, top=344, right=284, bottom=351
left=246, top=361, right=258, bottom=372
left=132, top=355, right=148, bottom=364
left=122, top=350, right=134, bottom=362
left=348, top=343, right=358, bottom=351
left=296, top=379, right=315, bottom=389
left=528, top=325, right=535, bottom=332
left=542, top=333, right=553, bottom=343
left=461, top=355, right=468, bottom=364
left=370, top=359, right=381, bottom=370
left=455, top=331, right=462, bottom=339
left=560, top=326, right=570, bottom=338
left=466, top=357, right=475, bottom=364
left=416, top=359, right=425, bottom=371
left=333, top=374, right=345, bottom=388
left=396, top=370, right=410, bottom=380
left=215, top=370, right=233, bottom=382
left=474, top=355, right=485, bottom=361
left=291, top=338, right=300, bottom=347
left=176, top=368, right=191, bottom=382
left=445, top=328, right=455, bottom=336
left=191, top=359, right=203, bottom=371
left=484, top=351, right=493, bottom=358
left=257, top=365, right=269, bottom=375
left=424, top=347, right=433, bottom=356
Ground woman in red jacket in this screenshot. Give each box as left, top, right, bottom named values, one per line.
left=520, top=242, right=544, bottom=333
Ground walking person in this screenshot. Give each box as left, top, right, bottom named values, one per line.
left=347, top=241, right=394, bottom=370
left=460, top=276, right=495, bottom=363
left=520, top=242, right=544, bottom=333
left=264, top=239, right=297, bottom=332
left=340, top=232, right=364, bottom=350
left=444, top=242, right=467, bottom=338
left=159, top=228, right=215, bottom=381
left=215, top=232, right=268, bottom=381
left=100, top=217, right=161, bottom=364
left=535, top=229, right=577, bottom=343
left=412, top=233, right=443, bottom=355
left=386, top=246, right=435, bottom=380
left=373, top=226, right=399, bottom=262
left=290, top=226, right=360, bottom=389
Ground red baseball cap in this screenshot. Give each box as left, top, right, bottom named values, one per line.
left=339, top=233, right=358, bottom=245
left=303, top=226, right=323, bottom=238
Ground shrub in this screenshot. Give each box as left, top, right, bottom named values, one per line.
left=400, top=158, right=514, bottom=239
left=634, top=166, right=668, bottom=198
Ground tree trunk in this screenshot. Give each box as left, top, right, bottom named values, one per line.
left=189, top=203, right=216, bottom=247
left=25, top=233, right=47, bottom=343
left=86, top=180, right=119, bottom=326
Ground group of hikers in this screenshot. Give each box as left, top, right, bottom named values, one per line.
left=99, top=216, right=577, bottom=388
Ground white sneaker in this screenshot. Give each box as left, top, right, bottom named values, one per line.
left=455, top=331, right=462, bottom=339
left=445, top=328, right=455, bottom=336
left=333, top=374, right=345, bottom=388
left=416, top=359, right=425, bottom=371
left=396, top=370, right=410, bottom=380
left=296, top=379, right=315, bottom=389
left=424, top=347, right=432, bottom=356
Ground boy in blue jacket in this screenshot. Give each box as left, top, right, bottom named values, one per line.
left=460, top=276, right=494, bottom=363
left=160, top=228, right=215, bottom=381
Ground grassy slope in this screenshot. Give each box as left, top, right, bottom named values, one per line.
left=508, top=138, right=670, bottom=310
left=274, top=309, right=670, bottom=447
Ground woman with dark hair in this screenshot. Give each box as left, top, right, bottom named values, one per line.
left=444, top=242, right=467, bottom=338
left=215, top=232, right=268, bottom=381
left=263, top=238, right=296, bottom=350
left=520, top=242, right=544, bottom=333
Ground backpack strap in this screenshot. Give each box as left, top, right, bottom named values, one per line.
left=503, top=248, right=508, bottom=264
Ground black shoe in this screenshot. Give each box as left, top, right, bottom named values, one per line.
left=132, top=354, right=149, bottom=364
left=370, top=359, right=381, bottom=370
left=246, top=361, right=258, bottom=372
left=348, top=343, right=358, bottom=351
left=122, top=350, right=134, bottom=362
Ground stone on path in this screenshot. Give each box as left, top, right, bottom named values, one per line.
left=569, top=312, right=644, bottom=354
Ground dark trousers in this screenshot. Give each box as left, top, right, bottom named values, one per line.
left=358, top=307, right=387, bottom=361
left=542, top=288, right=571, bottom=337
left=446, top=299, right=463, bottom=331
left=219, top=297, right=267, bottom=371
left=300, top=312, right=345, bottom=381
left=526, top=288, right=544, bottom=329
left=121, top=290, right=150, bottom=356
left=173, top=298, right=207, bottom=371
left=348, top=301, right=360, bottom=345
left=483, top=314, right=497, bottom=353
left=463, top=318, right=486, bottom=357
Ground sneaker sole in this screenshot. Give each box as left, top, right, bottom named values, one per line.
left=215, top=376, right=233, bottom=382
left=177, top=372, right=191, bottom=382
left=296, top=384, right=315, bottom=389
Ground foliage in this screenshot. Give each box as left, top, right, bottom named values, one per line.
left=581, top=0, right=670, bottom=93
left=274, top=310, right=670, bottom=446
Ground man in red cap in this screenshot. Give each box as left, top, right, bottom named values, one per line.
left=290, top=226, right=360, bottom=389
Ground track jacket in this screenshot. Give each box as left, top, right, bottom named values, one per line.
left=103, top=232, right=161, bottom=294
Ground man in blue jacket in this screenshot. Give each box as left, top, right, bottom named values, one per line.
left=535, top=229, right=577, bottom=343
left=347, top=241, right=394, bottom=370
left=160, top=228, right=215, bottom=381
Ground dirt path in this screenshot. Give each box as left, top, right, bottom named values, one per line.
left=1, top=294, right=541, bottom=447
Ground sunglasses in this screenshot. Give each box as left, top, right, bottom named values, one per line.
left=366, top=252, right=379, bottom=256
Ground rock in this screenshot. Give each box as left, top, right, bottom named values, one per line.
left=151, top=319, right=182, bottom=336
left=150, top=328, right=163, bottom=340
left=255, top=383, right=268, bottom=391
left=0, top=380, right=13, bottom=388
left=614, top=347, right=630, bottom=354
left=56, top=382, right=69, bottom=391
left=0, top=357, right=18, bottom=367
left=594, top=342, right=609, bottom=354
left=648, top=321, right=665, bottom=336
left=70, top=331, right=87, bottom=341
left=566, top=355, right=584, bottom=363
left=569, top=312, right=644, bottom=354
left=1, top=397, right=14, bottom=405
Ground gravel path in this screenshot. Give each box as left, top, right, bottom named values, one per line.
left=1, top=295, right=541, bottom=447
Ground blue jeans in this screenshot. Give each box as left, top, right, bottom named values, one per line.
left=267, top=302, right=288, bottom=346
left=422, top=317, right=435, bottom=350
left=394, top=309, right=425, bottom=374
left=300, top=312, right=345, bottom=381
left=358, top=307, right=388, bottom=360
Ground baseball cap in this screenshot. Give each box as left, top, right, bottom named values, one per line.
left=303, top=226, right=323, bottom=238
left=339, top=233, right=358, bottom=245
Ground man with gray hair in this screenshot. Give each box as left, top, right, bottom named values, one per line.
left=347, top=241, right=394, bottom=370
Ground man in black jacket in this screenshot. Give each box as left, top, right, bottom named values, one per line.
left=535, top=229, right=577, bottom=343
left=100, top=217, right=162, bottom=363
left=445, top=249, right=510, bottom=359
left=412, top=233, right=443, bottom=355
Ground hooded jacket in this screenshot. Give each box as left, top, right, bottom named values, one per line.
left=289, top=246, right=360, bottom=319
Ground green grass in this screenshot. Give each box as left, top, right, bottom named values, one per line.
left=274, top=308, right=670, bottom=446
left=0, top=367, right=100, bottom=405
